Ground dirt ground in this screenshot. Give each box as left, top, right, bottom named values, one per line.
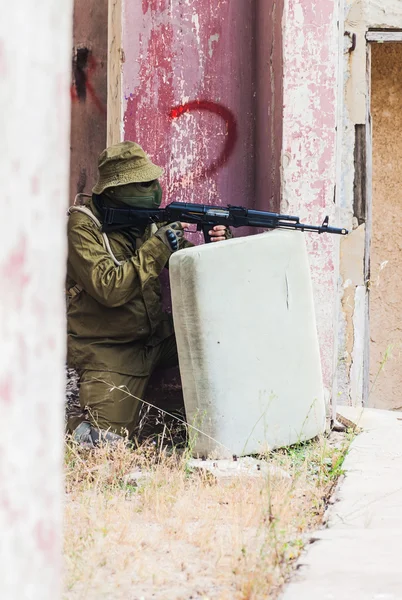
left=63, top=430, right=350, bottom=600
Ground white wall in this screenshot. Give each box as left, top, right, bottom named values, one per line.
left=0, top=2, right=72, bottom=598
left=281, top=0, right=342, bottom=413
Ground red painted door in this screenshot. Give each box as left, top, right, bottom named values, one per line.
left=122, top=1, right=281, bottom=226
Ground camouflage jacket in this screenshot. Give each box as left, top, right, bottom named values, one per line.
left=66, top=199, right=189, bottom=376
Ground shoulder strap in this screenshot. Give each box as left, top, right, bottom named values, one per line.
left=68, top=205, right=102, bottom=228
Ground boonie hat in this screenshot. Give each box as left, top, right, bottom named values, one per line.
left=92, top=141, right=164, bottom=194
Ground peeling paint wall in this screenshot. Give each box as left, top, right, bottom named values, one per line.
left=0, top=1, right=72, bottom=597
left=70, top=0, right=108, bottom=202
left=339, top=225, right=365, bottom=404
left=338, top=0, right=402, bottom=406
left=282, top=0, right=340, bottom=394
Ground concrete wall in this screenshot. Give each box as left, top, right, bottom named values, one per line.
left=0, top=2, right=72, bottom=598
left=338, top=0, right=402, bottom=406
left=70, top=0, right=108, bottom=202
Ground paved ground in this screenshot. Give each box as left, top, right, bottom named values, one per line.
left=281, top=406, right=402, bottom=600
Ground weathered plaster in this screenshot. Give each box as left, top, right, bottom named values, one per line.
left=338, top=0, right=402, bottom=405
left=365, top=0, right=402, bottom=27
left=350, top=285, right=365, bottom=405
left=338, top=225, right=365, bottom=405
left=344, top=0, right=402, bottom=127
left=282, top=0, right=339, bottom=390
left=345, top=1, right=366, bottom=125
left=0, top=1, right=72, bottom=597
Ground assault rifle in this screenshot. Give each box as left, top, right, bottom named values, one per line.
left=94, top=197, right=348, bottom=243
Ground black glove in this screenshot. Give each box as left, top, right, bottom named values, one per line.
left=155, top=222, right=184, bottom=252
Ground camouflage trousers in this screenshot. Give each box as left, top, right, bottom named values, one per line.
left=67, top=335, right=179, bottom=439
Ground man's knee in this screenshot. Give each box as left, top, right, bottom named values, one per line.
left=78, top=370, right=146, bottom=437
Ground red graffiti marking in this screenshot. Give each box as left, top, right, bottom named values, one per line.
left=169, top=100, right=238, bottom=178
left=71, top=49, right=106, bottom=116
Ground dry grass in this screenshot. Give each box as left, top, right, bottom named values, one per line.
left=63, top=431, right=351, bottom=600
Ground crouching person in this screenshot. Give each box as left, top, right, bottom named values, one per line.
left=66, top=141, right=229, bottom=446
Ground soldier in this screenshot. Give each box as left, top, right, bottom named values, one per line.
left=67, top=141, right=229, bottom=446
